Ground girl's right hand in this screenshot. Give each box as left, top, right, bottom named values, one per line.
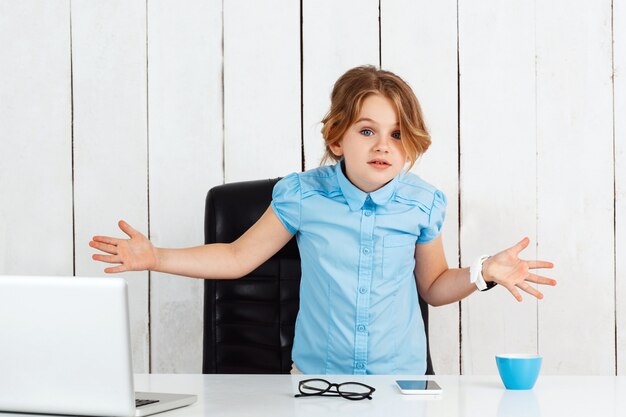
left=89, top=220, right=158, bottom=273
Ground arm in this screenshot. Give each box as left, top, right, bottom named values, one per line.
left=89, top=206, right=293, bottom=279
left=414, top=235, right=475, bottom=307
left=415, top=236, right=557, bottom=306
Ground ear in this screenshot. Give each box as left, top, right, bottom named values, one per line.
left=329, top=141, right=344, bottom=157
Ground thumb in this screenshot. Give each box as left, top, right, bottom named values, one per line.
left=118, top=220, right=139, bottom=239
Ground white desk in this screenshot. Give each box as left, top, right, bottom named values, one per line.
left=0, top=374, right=622, bottom=417
left=130, top=374, right=626, bottom=417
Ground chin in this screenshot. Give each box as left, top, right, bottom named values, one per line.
left=365, top=177, right=394, bottom=191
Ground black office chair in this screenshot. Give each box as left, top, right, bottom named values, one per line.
left=203, top=178, right=434, bottom=374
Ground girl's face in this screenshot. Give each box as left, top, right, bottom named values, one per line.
left=329, top=93, right=408, bottom=193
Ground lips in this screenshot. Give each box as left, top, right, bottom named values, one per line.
left=368, top=159, right=391, bottom=168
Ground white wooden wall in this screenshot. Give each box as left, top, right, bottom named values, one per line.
left=0, top=0, right=623, bottom=375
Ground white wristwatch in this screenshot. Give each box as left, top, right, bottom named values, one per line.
left=470, top=255, right=496, bottom=291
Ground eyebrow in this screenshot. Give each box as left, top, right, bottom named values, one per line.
left=355, top=117, right=399, bottom=126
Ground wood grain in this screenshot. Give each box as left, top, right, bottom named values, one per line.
left=147, top=0, right=224, bottom=373
left=616, top=0, right=626, bottom=376
left=0, top=1, right=73, bottom=276
left=72, top=0, right=150, bottom=372
left=223, top=0, right=301, bottom=181
left=536, top=0, right=614, bottom=374
left=459, top=0, right=538, bottom=374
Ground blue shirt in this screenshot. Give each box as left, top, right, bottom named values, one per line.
left=271, top=161, right=446, bottom=374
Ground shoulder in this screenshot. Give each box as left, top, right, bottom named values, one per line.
left=296, top=165, right=342, bottom=198
left=394, top=172, right=446, bottom=213
left=397, top=171, right=439, bottom=194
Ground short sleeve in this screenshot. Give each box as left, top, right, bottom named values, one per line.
left=417, top=189, right=447, bottom=244
left=271, top=173, right=301, bottom=234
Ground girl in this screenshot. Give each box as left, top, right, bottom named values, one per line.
left=90, top=65, right=556, bottom=375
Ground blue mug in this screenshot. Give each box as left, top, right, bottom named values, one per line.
left=495, top=354, right=542, bottom=390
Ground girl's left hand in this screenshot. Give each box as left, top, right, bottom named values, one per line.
left=482, top=237, right=557, bottom=302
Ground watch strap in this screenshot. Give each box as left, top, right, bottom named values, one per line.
left=470, top=255, right=497, bottom=291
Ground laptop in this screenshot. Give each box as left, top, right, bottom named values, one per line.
left=0, top=275, right=197, bottom=416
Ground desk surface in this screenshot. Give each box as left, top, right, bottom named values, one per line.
left=130, top=374, right=626, bottom=417
left=0, top=374, right=623, bottom=417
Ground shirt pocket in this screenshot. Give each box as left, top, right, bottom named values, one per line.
left=382, top=234, right=417, bottom=281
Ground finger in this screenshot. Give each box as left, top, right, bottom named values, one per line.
left=92, top=235, right=120, bottom=246
left=525, top=273, right=557, bottom=286
left=526, top=260, right=554, bottom=269
left=517, top=282, right=544, bottom=300
left=509, top=237, right=530, bottom=255
left=104, top=265, right=127, bottom=274
left=92, top=254, right=121, bottom=264
left=89, top=241, right=118, bottom=255
left=506, top=285, right=523, bottom=302
left=118, top=220, right=139, bottom=239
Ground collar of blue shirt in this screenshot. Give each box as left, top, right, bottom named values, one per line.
left=334, top=160, right=400, bottom=211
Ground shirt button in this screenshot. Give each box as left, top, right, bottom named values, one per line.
left=356, top=362, right=365, bottom=369
left=362, top=247, right=370, bottom=255
left=364, top=210, right=372, bottom=217
left=357, top=325, right=366, bottom=332
left=359, top=287, right=368, bottom=294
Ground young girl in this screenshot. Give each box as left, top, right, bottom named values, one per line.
left=90, top=65, right=556, bottom=375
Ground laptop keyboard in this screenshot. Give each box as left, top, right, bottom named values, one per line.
left=136, top=399, right=160, bottom=407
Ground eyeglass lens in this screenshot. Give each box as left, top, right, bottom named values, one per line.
left=299, top=379, right=328, bottom=394
left=337, top=382, right=372, bottom=398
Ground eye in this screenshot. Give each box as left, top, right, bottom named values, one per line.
left=360, top=128, right=374, bottom=137
left=391, top=131, right=401, bottom=140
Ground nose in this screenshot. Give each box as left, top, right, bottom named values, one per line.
left=373, top=136, right=391, bottom=153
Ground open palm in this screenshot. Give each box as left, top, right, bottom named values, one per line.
left=89, top=220, right=157, bottom=273
left=483, top=237, right=556, bottom=302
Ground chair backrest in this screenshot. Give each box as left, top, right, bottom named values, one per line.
left=203, top=178, right=434, bottom=374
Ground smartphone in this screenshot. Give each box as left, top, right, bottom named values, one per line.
left=395, top=380, right=442, bottom=395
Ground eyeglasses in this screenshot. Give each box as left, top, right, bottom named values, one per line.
left=295, top=378, right=375, bottom=401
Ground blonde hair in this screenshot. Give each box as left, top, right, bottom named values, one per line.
left=320, top=65, right=431, bottom=170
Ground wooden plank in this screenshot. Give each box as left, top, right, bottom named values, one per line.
left=72, top=0, right=149, bottom=372
left=223, top=0, right=301, bottom=181
left=0, top=1, right=73, bottom=276
left=536, top=0, right=614, bottom=374
left=302, top=0, right=379, bottom=170
left=617, top=0, right=626, bottom=376
left=382, top=0, right=460, bottom=374
left=459, top=0, right=538, bottom=374
left=147, top=0, right=223, bottom=373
